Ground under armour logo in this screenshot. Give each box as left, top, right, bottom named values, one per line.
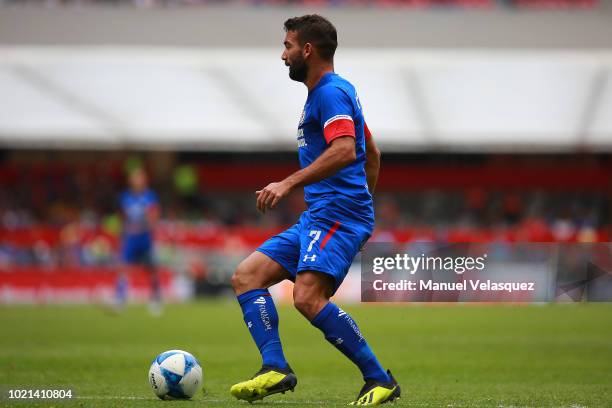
left=247, top=321, right=253, bottom=328
left=253, top=296, right=266, bottom=305
left=303, top=254, right=317, bottom=262
left=338, top=308, right=347, bottom=317
left=335, top=338, right=344, bottom=345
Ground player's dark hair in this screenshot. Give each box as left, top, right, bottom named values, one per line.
left=284, top=15, right=338, bottom=62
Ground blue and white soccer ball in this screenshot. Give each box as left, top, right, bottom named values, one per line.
left=148, top=350, right=203, bottom=400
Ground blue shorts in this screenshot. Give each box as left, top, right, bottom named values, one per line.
left=257, top=197, right=373, bottom=294
left=122, top=233, right=154, bottom=266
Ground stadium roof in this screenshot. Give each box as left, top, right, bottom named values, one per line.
left=1, top=47, right=611, bottom=152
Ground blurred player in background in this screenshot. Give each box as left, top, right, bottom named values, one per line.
left=229, top=15, right=400, bottom=406
left=115, top=167, right=162, bottom=315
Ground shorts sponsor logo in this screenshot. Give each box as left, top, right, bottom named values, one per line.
left=303, top=254, right=317, bottom=262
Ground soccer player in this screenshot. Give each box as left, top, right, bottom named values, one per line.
left=115, top=167, right=162, bottom=315
left=229, top=15, right=400, bottom=406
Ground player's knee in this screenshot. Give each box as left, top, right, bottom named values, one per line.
left=293, top=288, right=325, bottom=320
left=231, top=262, right=252, bottom=294
left=292, top=294, right=312, bottom=318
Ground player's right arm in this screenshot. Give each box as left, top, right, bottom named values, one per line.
left=256, top=86, right=360, bottom=213
left=364, top=123, right=381, bottom=194
left=256, top=136, right=356, bottom=213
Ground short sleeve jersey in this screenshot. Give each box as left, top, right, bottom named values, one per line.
left=296, top=72, right=373, bottom=208
left=120, top=189, right=158, bottom=236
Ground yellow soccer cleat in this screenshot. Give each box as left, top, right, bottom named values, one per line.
left=349, top=370, right=401, bottom=406
left=230, top=365, right=297, bottom=402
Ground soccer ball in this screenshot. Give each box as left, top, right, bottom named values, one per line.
left=148, top=350, right=203, bottom=400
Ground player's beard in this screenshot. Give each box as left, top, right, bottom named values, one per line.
left=288, top=56, right=308, bottom=83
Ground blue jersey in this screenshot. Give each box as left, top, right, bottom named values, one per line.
left=257, top=72, right=376, bottom=292
left=120, top=189, right=158, bottom=238
left=297, top=72, right=372, bottom=211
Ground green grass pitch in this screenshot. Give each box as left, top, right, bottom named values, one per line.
left=1, top=301, right=611, bottom=407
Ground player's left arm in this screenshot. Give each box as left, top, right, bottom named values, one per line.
left=256, top=136, right=356, bottom=213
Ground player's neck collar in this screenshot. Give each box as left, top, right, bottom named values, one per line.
left=308, top=71, right=335, bottom=94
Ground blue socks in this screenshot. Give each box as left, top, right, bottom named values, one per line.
left=311, top=302, right=390, bottom=383
left=115, top=275, right=128, bottom=306
left=236, top=290, right=387, bottom=382
left=237, top=289, right=288, bottom=369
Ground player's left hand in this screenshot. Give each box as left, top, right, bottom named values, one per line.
left=256, top=181, right=292, bottom=213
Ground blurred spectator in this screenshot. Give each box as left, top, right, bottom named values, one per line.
left=0, top=153, right=609, bottom=272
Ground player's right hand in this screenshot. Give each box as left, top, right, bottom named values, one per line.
left=255, top=181, right=292, bottom=213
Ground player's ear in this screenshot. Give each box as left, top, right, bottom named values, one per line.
left=303, top=43, right=313, bottom=59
